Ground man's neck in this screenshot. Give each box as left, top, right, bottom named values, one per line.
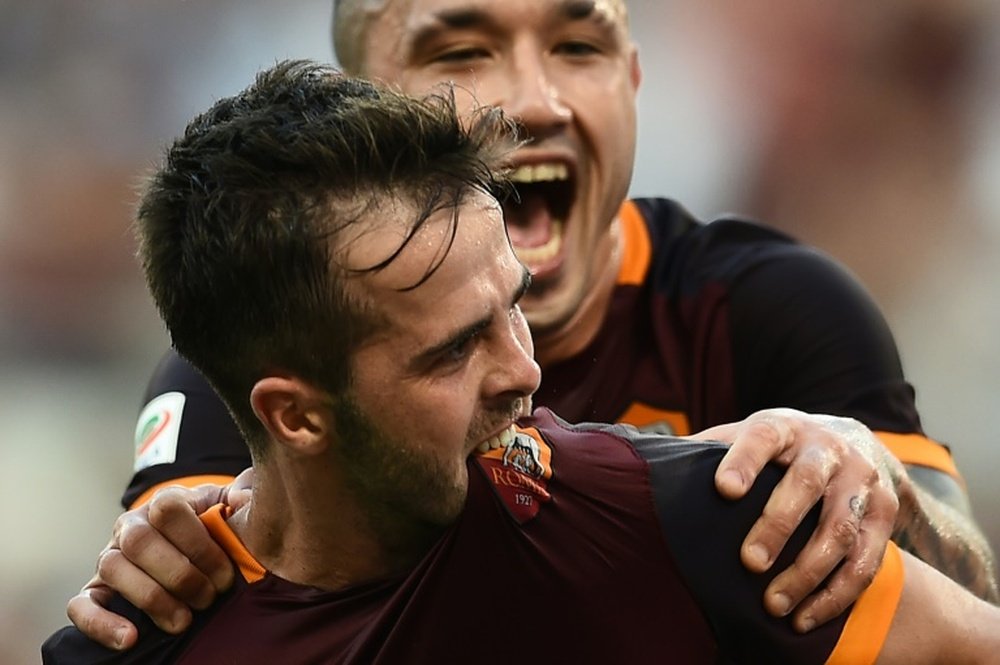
left=227, top=459, right=439, bottom=591
left=532, top=217, right=623, bottom=368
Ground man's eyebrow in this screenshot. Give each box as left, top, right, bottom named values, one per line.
left=561, top=0, right=621, bottom=34
left=513, top=267, right=532, bottom=306
left=406, top=267, right=530, bottom=372
left=561, top=0, right=597, bottom=21
left=407, top=0, right=605, bottom=55
left=407, top=8, right=498, bottom=56
left=408, top=315, right=492, bottom=372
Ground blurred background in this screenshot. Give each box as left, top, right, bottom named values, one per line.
left=2, top=1, right=997, bottom=661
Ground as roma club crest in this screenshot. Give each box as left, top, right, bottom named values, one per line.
left=474, top=426, right=553, bottom=524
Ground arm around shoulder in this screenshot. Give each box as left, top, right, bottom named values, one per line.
left=876, top=548, right=1000, bottom=664
left=727, top=246, right=998, bottom=600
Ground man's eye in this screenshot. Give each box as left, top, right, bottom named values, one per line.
left=554, top=41, right=601, bottom=57
left=434, top=47, right=489, bottom=64
left=443, top=337, right=474, bottom=363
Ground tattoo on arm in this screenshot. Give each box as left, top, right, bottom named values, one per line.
left=892, top=465, right=999, bottom=603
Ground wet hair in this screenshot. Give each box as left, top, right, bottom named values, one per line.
left=137, top=60, right=515, bottom=454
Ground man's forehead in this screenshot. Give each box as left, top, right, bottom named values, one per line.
left=342, top=193, right=517, bottom=346
left=339, top=192, right=506, bottom=292
left=377, top=0, right=628, bottom=28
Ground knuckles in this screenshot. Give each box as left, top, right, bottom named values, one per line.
left=115, top=516, right=159, bottom=559
left=793, top=563, right=827, bottom=591
left=828, top=516, right=861, bottom=547
left=147, top=488, right=194, bottom=530
left=742, top=418, right=786, bottom=453
left=790, top=463, right=829, bottom=498
left=843, top=557, right=879, bottom=592
left=95, top=547, right=126, bottom=582
left=804, top=587, right=850, bottom=625
left=163, top=566, right=205, bottom=601
left=759, top=504, right=801, bottom=539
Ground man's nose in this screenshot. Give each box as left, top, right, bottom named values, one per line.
left=483, top=325, right=541, bottom=403
left=496, top=50, right=571, bottom=137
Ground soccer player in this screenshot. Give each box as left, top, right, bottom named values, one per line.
left=43, top=62, right=1000, bottom=664
left=68, top=0, right=997, bottom=650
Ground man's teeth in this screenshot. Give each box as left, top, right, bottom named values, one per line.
left=509, top=162, right=569, bottom=183
left=515, top=220, right=562, bottom=265
left=477, top=425, right=516, bottom=454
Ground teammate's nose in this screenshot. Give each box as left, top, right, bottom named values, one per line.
left=498, top=50, right=571, bottom=137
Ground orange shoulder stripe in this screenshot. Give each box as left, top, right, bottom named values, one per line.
left=825, top=542, right=904, bottom=665
left=616, top=200, right=652, bottom=286
left=129, top=474, right=238, bottom=510
left=199, top=504, right=267, bottom=584
left=875, top=431, right=960, bottom=479
left=617, top=402, right=691, bottom=436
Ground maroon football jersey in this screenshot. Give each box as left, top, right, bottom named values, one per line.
left=48, top=409, right=902, bottom=664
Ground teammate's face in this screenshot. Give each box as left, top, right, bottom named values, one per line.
left=361, top=0, right=641, bottom=347
left=339, top=192, right=539, bottom=526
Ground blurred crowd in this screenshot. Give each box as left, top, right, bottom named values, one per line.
left=1, top=1, right=997, bottom=662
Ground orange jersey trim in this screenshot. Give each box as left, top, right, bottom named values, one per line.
left=825, top=542, right=904, bottom=665
left=199, top=504, right=266, bottom=584
left=875, top=431, right=960, bottom=479
left=616, top=200, right=652, bottom=286
left=129, top=474, right=238, bottom=510
left=617, top=402, right=691, bottom=436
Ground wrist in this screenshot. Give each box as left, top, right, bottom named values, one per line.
left=890, top=466, right=920, bottom=538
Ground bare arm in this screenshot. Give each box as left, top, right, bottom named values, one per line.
left=892, top=464, right=999, bottom=602
left=878, top=549, right=1000, bottom=664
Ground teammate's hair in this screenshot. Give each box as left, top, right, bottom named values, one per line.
left=136, top=60, right=515, bottom=455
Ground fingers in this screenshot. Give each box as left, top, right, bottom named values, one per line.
left=763, top=465, right=899, bottom=630
left=740, top=442, right=837, bottom=573
left=94, top=546, right=192, bottom=634
left=68, top=483, right=237, bottom=645
left=703, top=408, right=904, bottom=631
left=769, top=494, right=893, bottom=632
left=122, top=488, right=235, bottom=604
left=788, top=522, right=890, bottom=632
left=66, top=579, right=138, bottom=651
left=177, top=481, right=232, bottom=516
left=712, top=415, right=795, bottom=499
left=223, top=467, right=254, bottom=512
left=759, top=488, right=868, bottom=622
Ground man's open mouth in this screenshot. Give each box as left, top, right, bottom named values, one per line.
left=502, top=161, right=575, bottom=272
left=476, top=424, right=516, bottom=454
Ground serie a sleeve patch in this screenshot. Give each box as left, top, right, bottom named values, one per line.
left=133, top=391, right=186, bottom=471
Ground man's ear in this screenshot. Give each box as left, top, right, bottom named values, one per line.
left=250, top=376, right=331, bottom=456
left=630, top=45, right=642, bottom=91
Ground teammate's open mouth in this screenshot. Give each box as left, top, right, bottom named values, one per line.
left=502, top=162, right=574, bottom=274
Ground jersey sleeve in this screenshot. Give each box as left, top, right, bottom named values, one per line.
left=635, top=434, right=902, bottom=664
left=122, top=349, right=251, bottom=508
left=41, top=595, right=183, bottom=665
left=724, top=239, right=956, bottom=475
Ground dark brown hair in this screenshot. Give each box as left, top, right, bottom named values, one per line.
left=137, top=60, right=515, bottom=454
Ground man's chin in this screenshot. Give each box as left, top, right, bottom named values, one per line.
left=522, top=285, right=580, bottom=337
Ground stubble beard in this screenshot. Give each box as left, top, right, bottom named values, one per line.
left=332, top=393, right=468, bottom=550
